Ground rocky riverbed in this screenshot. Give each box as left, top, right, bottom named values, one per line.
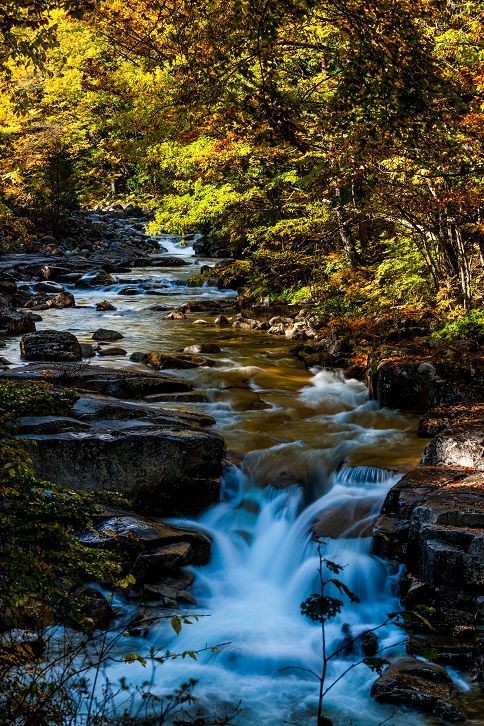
left=1, top=208, right=482, bottom=724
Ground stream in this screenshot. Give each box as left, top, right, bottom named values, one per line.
left=6, top=238, right=433, bottom=724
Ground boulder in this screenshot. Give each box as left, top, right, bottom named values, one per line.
left=144, top=352, right=214, bottom=370
left=92, top=328, right=124, bottom=341
left=193, top=319, right=210, bottom=326
left=96, top=300, right=117, bottom=311
left=21, top=422, right=224, bottom=516
left=214, top=315, right=230, bottom=326
left=367, top=357, right=477, bottom=412
left=77, top=270, right=116, bottom=287
left=179, top=300, right=223, bottom=313
left=20, top=330, right=82, bottom=361
left=34, top=281, right=65, bottom=294
left=133, top=542, right=192, bottom=578
left=0, top=309, right=36, bottom=336
left=79, top=514, right=210, bottom=565
left=164, top=310, right=187, bottom=320
left=371, top=657, right=465, bottom=722
left=97, top=346, right=127, bottom=356
left=421, top=427, right=483, bottom=470
left=0, top=364, right=194, bottom=399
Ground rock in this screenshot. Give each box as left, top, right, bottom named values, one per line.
left=71, top=395, right=215, bottom=428
left=25, top=312, right=42, bottom=322
left=179, top=300, right=223, bottom=313
left=193, top=319, right=210, bottom=326
left=214, top=315, right=230, bottom=326
left=80, top=514, right=211, bottom=565
left=130, top=351, right=149, bottom=363
left=146, top=256, right=188, bottom=268
left=92, top=328, right=124, bottom=341
left=0, top=356, right=12, bottom=366
left=21, top=422, right=224, bottom=516
left=77, top=270, right=116, bottom=287
left=419, top=403, right=484, bottom=438
left=40, top=265, right=75, bottom=281
left=0, top=364, right=194, bottom=399
left=20, top=291, right=71, bottom=310
left=118, top=286, right=141, bottom=295
left=183, top=344, right=222, bottom=354
left=0, top=308, right=36, bottom=336
left=96, top=300, right=117, bottom=311
left=97, top=346, right=127, bottom=356
left=144, top=391, right=208, bottom=403
left=164, top=310, right=187, bottom=320
left=81, top=343, right=97, bottom=357
left=34, top=281, right=65, bottom=294
left=42, top=291, right=76, bottom=309
left=371, top=657, right=465, bottom=722
left=367, top=357, right=476, bottom=412
left=150, top=304, right=171, bottom=311
left=16, top=416, right=89, bottom=434
left=421, top=426, right=483, bottom=470
left=144, top=352, right=214, bottom=370
left=20, top=330, right=82, bottom=361
left=133, top=543, right=192, bottom=578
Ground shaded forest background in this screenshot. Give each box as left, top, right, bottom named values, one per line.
left=0, top=0, right=483, bottom=339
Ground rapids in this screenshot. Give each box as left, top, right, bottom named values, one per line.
left=6, top=236, right=430, bottom=724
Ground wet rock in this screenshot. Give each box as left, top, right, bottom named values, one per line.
left=179, top=300, right=223, bottom=313
left=96, top=300, right=117, bottom=311
left=24, top=291, right=76, bottom=310
left=20, top=330, right=82, bottom=361
left=0, top=363, right=194, bottom=399
left=77, top=270, right=116, bottom=287
left=118, top=286, right=141, bottom=295
left=92, top=328, right=124, bottom=341
left=71, top=395, right=214, bottom=428
left=163, top=310, right=187, bottom=320
left=40, top=265, right=76, bottom=281
left=183, top=343, right=222, bottom=354
left=0, top=356, right=12, bottom=366
left=146, top=256, right=188, bottom=268
left=144, top=391, right=208, bottom=403
left=80, top=514, right=211, bottom=565
left=214, top=315, right=230, bottom=326
left=150, top=304, right=171, bottom=311
left=133, top=543, right=192, bottom=578
left=81, top=343, right=97, bottom=357
left=20, top=416, right=224, bottom=515
left=97, top=346, right=127, bottom=356
left=193, top=319, right=210, bottom=326
left=0, top=308, right=36, bottom=336
left=144, top=352, right=214, bottom=370
left=34, top=281, right=65, bottom=294
left=370, top=657, right=465, bottom=722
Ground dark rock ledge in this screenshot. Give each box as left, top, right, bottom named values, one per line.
left=369, top=357, right=483, bottom=721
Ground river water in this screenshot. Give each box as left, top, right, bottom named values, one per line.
left=6, top=239, right=432, bottom=724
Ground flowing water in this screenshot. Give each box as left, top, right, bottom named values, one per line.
left=6, top=238, right=434, bottom=724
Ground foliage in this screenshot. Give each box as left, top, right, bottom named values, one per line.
left=0, top=380, right=120, bottom=632
left=0, top=0, right=482, bottom=319
left=433, top=309, right=484, bottom=344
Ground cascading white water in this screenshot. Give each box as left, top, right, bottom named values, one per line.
left=93, top=370, right=421, bottom=725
